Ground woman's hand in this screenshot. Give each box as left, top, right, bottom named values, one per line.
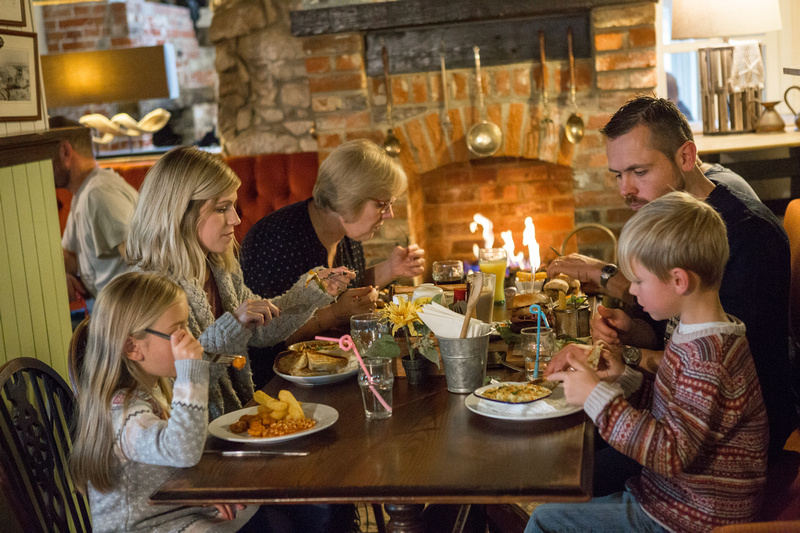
left=211, top=503, right=246, bottom=521
left=316, top=266, right=356, bottom=296
left=548, top=354, right=601, bottom=406
left=332, top=286, right=378, bottom=320
left=170, top=329, right=204, bottom=361
left=388, top=244, right=425, bottom=278
left=234, top=299, right=281, bottom=329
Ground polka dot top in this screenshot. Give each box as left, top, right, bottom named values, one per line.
left=240, top=198, right=366, bottom=298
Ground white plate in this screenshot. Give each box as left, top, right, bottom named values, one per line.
left=274, top=341, right=359, bottom=386
left=465, top=382, right=583, bottom=421
left=208, top=403, right=338, bottom=443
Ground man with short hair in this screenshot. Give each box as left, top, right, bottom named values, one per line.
left=51, top=117, right=138, bottom=303
left=548, top=96, right=798, bottom=493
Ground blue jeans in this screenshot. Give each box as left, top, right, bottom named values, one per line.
left=524, top=491, right=668, bottom=533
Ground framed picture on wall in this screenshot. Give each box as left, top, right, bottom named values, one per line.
left=0, top=30, right=41, bottom=122
left=0, top=0, right=25, bottom=26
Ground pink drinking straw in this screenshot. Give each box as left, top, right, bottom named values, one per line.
left=527, top=304, right=550, bottom=379
left=316, top=335, right=392, bottom=413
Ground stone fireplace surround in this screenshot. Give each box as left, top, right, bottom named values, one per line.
left=212, top=0, right=658, bottom=271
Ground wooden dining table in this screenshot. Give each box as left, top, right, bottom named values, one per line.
left=149, top=367, right=594, bottom=532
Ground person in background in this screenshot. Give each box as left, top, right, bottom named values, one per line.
left=240, top=139, right=425, bottom=383
left=547, top=96, right=797, bottom=493
left=69, top=272, right=262, bottom=531
left=50, top=116, right=138, bottom=307
left=529, top=192, right=768, bottom=533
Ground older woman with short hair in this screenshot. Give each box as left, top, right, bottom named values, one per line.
left=240, top=139, right=425, bottom=340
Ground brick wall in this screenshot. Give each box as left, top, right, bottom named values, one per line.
left=210, top=1, right=658, bottom=267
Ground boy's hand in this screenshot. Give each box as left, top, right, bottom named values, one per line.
left=549, top=353, right=601, bottom=406
left=596, top=343, right=626, bottom=382
left=544, top=343, right=590, bottom=378
left=170, top=329, right=204, bottom=361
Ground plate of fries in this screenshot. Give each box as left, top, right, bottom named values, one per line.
left=208, top=390, right=338, bottom=443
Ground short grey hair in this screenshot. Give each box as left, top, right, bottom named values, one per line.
left=312, top=139, right=407, bottom=221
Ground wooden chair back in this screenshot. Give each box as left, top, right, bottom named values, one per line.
left=68, top=316, right=90, bottom=395
left=0, top=357, right=92, bottom=532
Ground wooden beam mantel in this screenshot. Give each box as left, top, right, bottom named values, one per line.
left=290, top=0, right=655, bottom=37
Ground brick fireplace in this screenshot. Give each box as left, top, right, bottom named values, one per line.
left=212, top=0, right=658, bottom=271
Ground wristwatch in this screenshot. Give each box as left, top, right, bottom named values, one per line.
left=622, top=345, right=642, bottom=366
left=600, top=264, right=618, bottom=290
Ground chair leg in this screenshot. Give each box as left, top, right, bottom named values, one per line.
left=372, top=503, right=387, bottom=533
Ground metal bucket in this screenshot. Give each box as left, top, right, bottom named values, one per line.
left=553, top=305, right=591, bottom=338
left=438, top=333, right=490, bottom=394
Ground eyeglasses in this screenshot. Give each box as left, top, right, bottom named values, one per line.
left=145, top=328, right=172, bottom=341
left=372, top=198, right=396, bottom=214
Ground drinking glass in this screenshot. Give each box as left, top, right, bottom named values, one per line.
left=478, top=248, right=507, bottom=303
left=358, top=357, right=394, bottom=420
left=521, top=326, right=555, bottom=380
left=467, top=271, right=495, bottom=323
left=350, top=313, right=389, bottom=358
left=432, top=260, right=465, bottom=285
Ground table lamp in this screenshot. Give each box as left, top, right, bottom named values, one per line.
left=41, top=45, right=179, bottom=143
left=671, top=0, right=782, bottom=134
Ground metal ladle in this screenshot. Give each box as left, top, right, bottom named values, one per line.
left=381, top=46, right=402, bottom=158
left=467, top=46, right=503, bottom=157
left=565, top=28, right=585, bottom=144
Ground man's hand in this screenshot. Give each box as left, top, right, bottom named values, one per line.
left=65, top=273, right=87, bottom=302
left=547, top=253, right=606, bottom=293
left=548, top=354, right=601, bottom=406
left=590, top=305, right=632, bottom=346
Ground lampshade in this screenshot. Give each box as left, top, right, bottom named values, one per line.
left=40, top=45, right=179, bottom=108
left=671, top=0, right=782, bottom=40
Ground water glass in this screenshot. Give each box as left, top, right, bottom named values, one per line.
left=467, top=271, right=495, bottom=323
left=478, top=248, right=507, bottom=303
left=521, top=326, right=555, bottom=380
left=350, top=313, right=389, bottom=358
left=358, top=357, right=394, bottom=420
left=432, top=260, right=465, bottom=285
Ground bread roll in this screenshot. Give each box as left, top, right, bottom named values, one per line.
left=511, top=292, right=550, bottom=309
left=543, top=278, right=569, bottom=293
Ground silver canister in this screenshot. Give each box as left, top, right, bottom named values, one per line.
left=553, top=305, right=591, bottom=338
left=437, top=333, right=490, bottom=394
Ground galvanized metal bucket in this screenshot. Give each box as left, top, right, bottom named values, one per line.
left=438, top=333, right=490, bottom=394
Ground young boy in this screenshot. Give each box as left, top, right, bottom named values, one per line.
left=527, top=191, right=768, bottom=533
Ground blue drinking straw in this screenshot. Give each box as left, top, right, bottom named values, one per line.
left=528, top=304, right=550, bottom=378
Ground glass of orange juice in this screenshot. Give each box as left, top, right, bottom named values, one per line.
left=478, top=248, right=507, bottom=303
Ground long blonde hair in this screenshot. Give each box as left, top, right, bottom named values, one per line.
left=126, top=146, right=241, bottom=283
left=69, top=272, right=183, bottom=494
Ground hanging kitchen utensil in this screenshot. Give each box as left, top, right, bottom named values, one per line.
left=381, top=46, right=402, bottom=158
left=440, top=41, right=453, bottom=142
left=538, top=31, right=555, bottom=159
left=466, top=46, right=503, bottom=157
left=565, top=28, right=585, bottom=144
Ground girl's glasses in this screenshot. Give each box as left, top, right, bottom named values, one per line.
left=145, top=328, right=172, bottom=341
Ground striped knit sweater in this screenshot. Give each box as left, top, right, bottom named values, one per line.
left=585, top=317, right=768, bottom=532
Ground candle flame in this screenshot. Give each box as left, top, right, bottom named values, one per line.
left=523, top=217, right=540, bottom=271
left=470, top=213, right=494, bottom=259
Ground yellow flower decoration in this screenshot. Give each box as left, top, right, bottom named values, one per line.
left=378, top=296, right=430, bottom=336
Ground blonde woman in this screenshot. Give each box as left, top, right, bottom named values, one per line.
left=127, top=147, right=352, bottom=420
left=70, top=272, right=260, bottom=531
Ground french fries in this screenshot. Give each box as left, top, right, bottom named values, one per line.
left=230, top=390, right=316, bottom=437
